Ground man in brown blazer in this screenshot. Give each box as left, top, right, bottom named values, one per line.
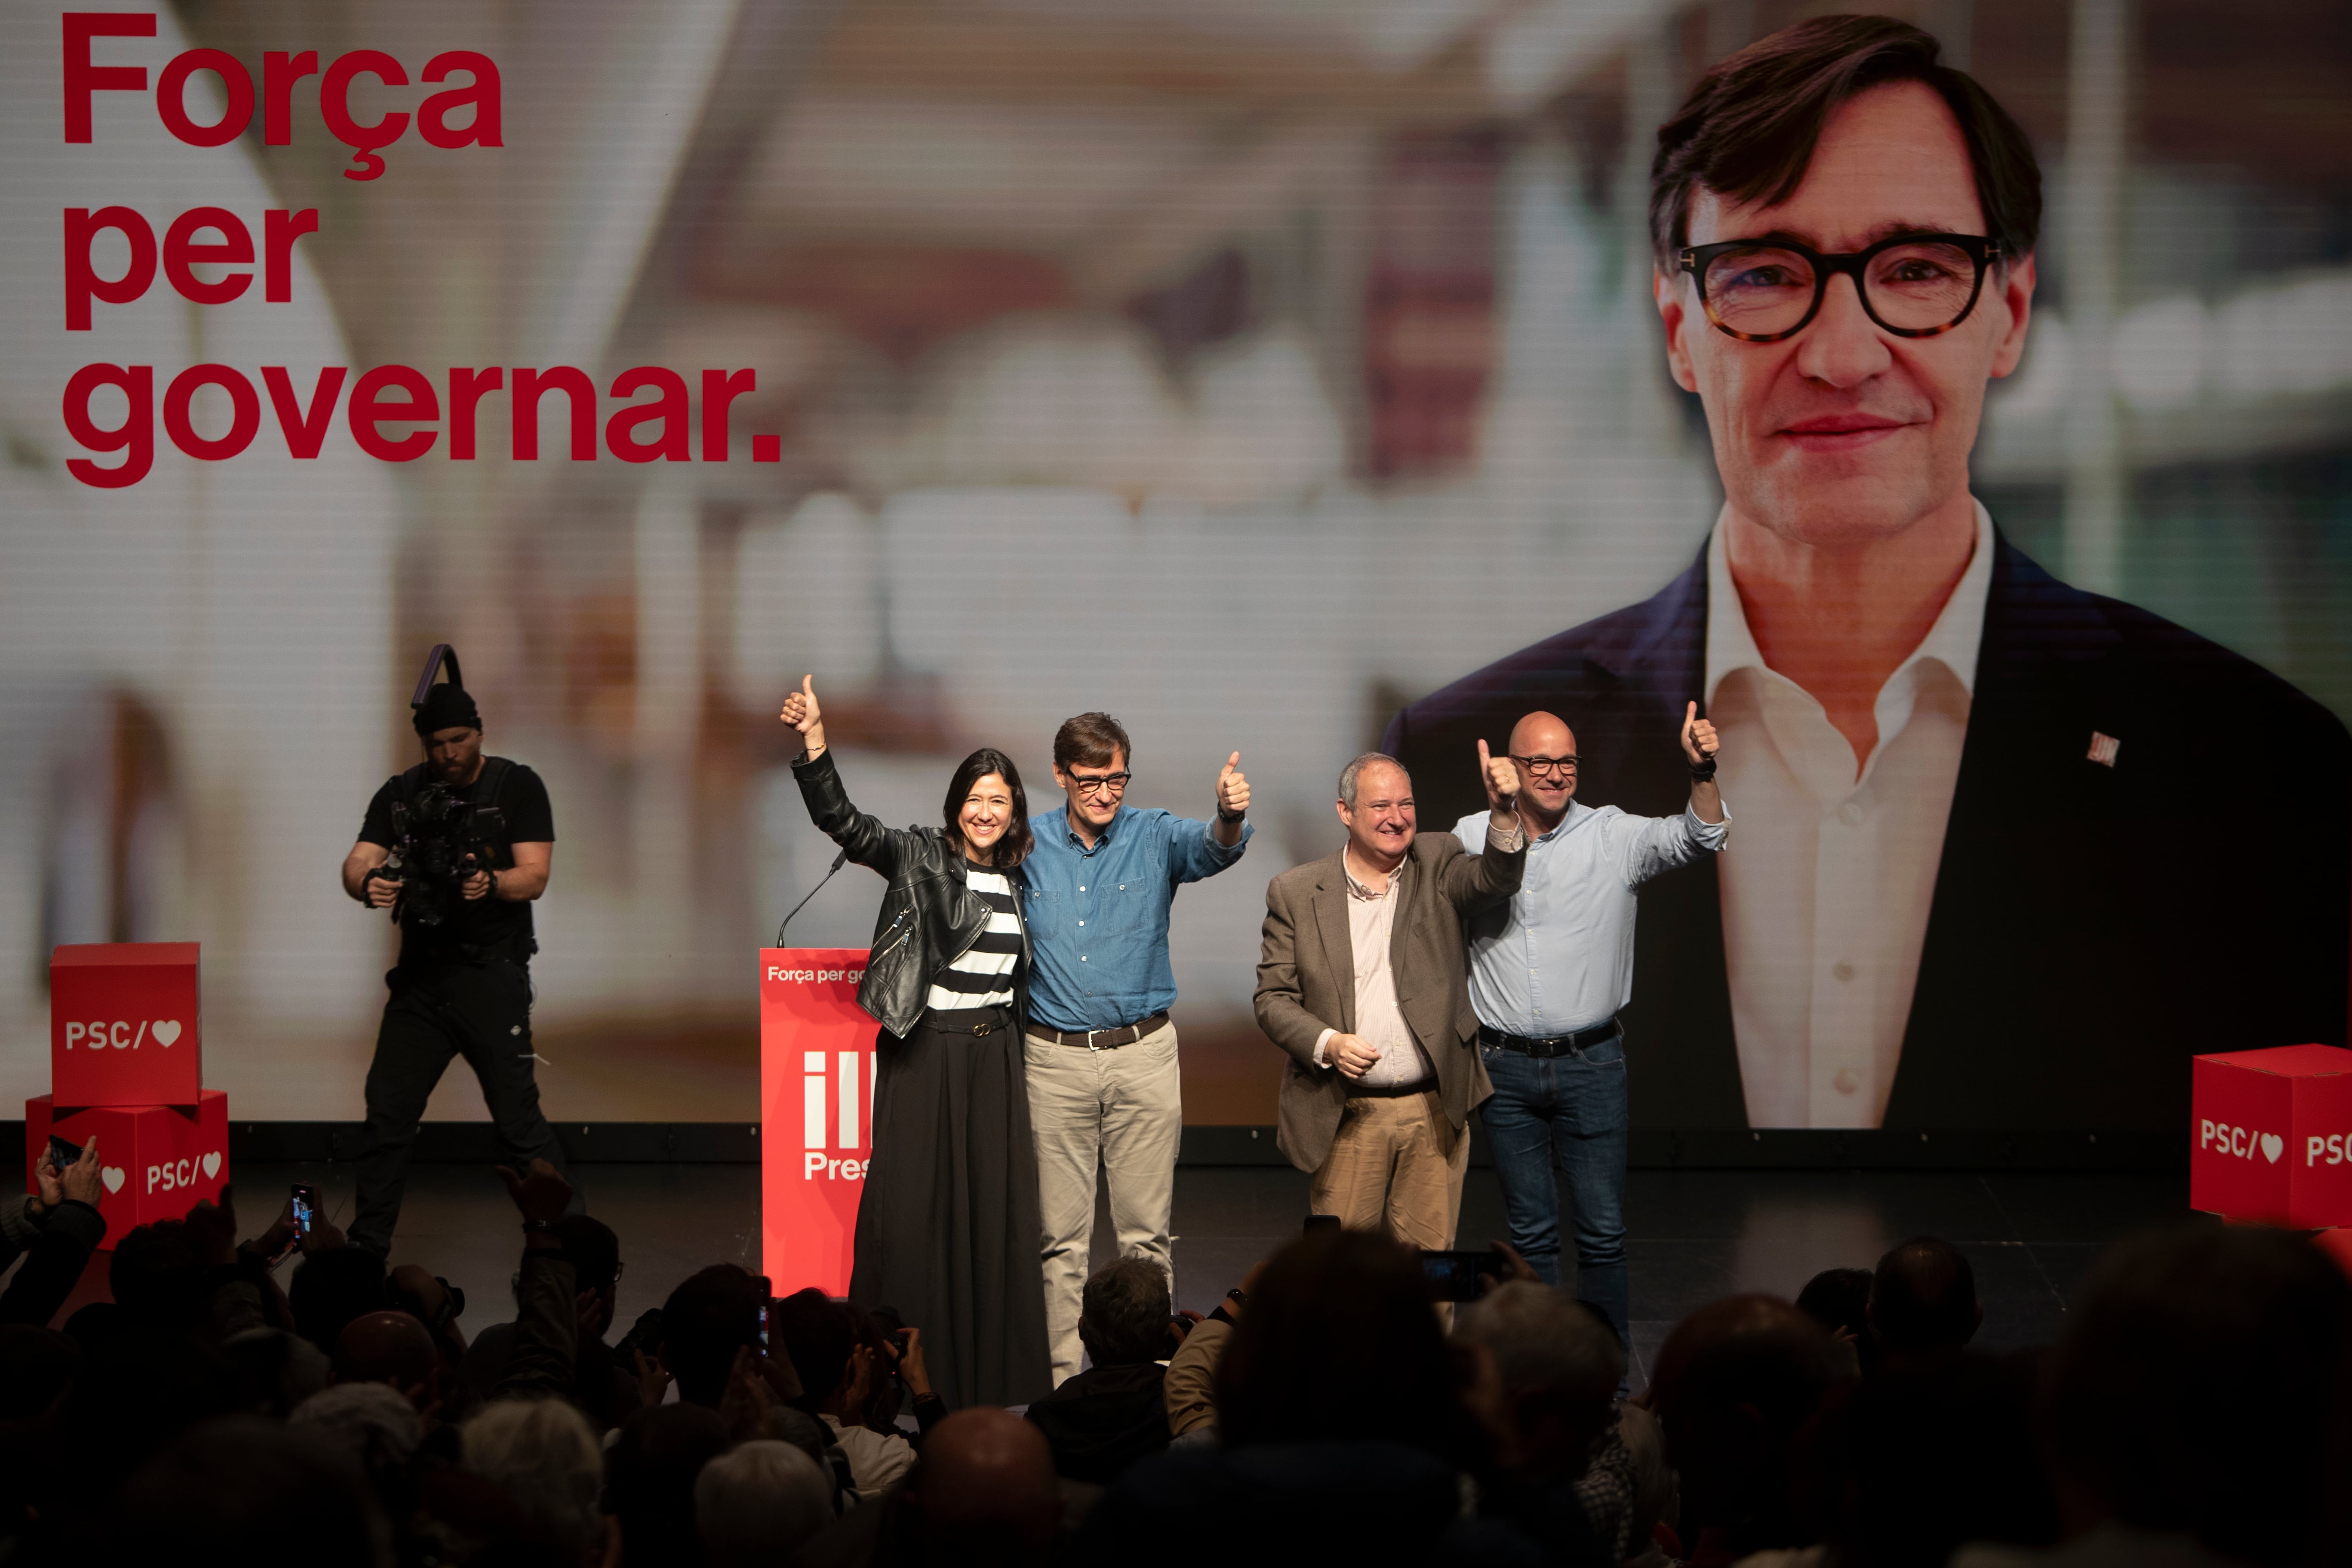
left=1255, top=745, right=1526, bottom=1249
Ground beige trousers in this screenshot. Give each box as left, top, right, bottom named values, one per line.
left=1025, top=1019, right=1182, bottom=1386
left=1307, top=1089, right=1469, bottom=1252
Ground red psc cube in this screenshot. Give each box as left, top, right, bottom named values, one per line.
left=2190, top=1044, right=2352, bottom=1227
left=24, top=1092, right=229, bottom=1251
left=50, top=943, right=202, bottom=1107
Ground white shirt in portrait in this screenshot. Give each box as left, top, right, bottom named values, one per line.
left=1705, top=501, right=1994, bottom=1129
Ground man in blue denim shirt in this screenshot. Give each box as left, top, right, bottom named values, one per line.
left=1024, top=712, right=1254, bottom=1385
left=1450, top=705, right=1726, bottom=1346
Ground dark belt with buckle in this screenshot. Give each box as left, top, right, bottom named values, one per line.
left=1479, top=1018, right=1621, bottom=1058
left=1025, top=1011, right=1170, bottom=1051
left=924, top=1005, right=1010, bottom=1037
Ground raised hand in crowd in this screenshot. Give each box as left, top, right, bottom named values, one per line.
left=718, top=1342, right=807, bottom=1442
left=30, top=1135, right=102, bottom=1216
left=779, top=673, right=826, bottom=757
left=897, top=1323, right=935, bottom=1403
left=633, top=1345, right=672, bottom=1408
left=499, top=1155, right=574, bottom=1223
left=238, top=1198, right=301, bottom=1265
left=302, top=1205, right=349, bottom=1255
left=183, top=1185, right=241, bottom=1266
left=1478, top=1239, right=1542, bottom=1296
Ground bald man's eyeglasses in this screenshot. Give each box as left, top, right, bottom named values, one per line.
left=1511, top=755, right=1579, bottom=779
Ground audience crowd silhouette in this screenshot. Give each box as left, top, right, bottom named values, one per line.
left=0, top=1147, right=2344, bottom=1568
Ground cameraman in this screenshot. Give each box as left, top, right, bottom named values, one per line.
left=339, top=681, right=570, bottom=1258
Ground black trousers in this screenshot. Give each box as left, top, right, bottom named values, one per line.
left=349, top=956, right=571, bottom=1257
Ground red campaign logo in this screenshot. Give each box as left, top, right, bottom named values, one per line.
left=2201, top=1118, right=2285, bottom=1165
left=62, top=1019, right=184, bottom=1049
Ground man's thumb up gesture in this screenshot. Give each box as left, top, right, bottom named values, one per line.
left=1681, top=700, right=1719, bottom=766
left=1215, top=752, right=1250, bottom=820
left=1479, top=739, right=1520, bottom=810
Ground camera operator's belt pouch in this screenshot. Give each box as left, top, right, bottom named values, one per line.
left=1479, top=1018, right=1620, bottom=1058
left=1025, top=1011, right=1169, bottom=1051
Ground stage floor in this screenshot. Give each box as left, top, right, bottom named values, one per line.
left=69, top=1161, right=2186, bottom=1392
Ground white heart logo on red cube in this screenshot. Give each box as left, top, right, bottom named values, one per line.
left=200, top=1151, right=221, bottom=1179
left=2261, top=1133, right=2284, bottom=1164
left=101, top=1166, right=125, bottom=1194
left=152, top=1020, right=182, bottom=1046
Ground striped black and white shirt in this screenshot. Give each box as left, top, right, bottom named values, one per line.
left=924, top=866, right=1023, bottom=1012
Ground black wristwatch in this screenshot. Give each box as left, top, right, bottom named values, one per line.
left=522, top=1217, right=560, bottom=1235
left=1217, top=807, right=1246, bottom=824
left=1689, top=754, right=1717, bottom=781
left=1225, top=1287, right=1247, bottom=1306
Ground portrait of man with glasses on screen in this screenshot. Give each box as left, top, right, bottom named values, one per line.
left=1388, top=16, right=2349, bottom=1139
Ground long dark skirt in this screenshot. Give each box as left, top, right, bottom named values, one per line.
left=849, top=1005, right=1051, bottom=1409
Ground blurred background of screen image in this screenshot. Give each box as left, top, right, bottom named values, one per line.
left=3, top=0, right=2347, bottom=1126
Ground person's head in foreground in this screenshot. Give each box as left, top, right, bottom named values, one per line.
left=1646, top=1292, right=1842, bottom=1562
left=695, top=1439, right=834, bottom=1568
left=2040, top=1221, right=2350, bottom=1566
left=1080, top=1255, right=1176, bottom=1369
left=1453, top=1279, right=1624, bottom=1479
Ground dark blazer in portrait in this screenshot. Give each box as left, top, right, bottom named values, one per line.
left=1254, top=830, right=1525, bottom=1170
left=1383, top=532, right=2352, bottom=1132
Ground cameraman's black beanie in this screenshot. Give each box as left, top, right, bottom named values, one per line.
left=412, top=684, right=482, bottom=738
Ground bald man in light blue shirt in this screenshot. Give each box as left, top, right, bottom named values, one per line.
left=1450, top=707, right=1726, bottom=1343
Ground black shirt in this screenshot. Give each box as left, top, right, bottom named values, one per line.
left=359, top=758, right=554, bottom=962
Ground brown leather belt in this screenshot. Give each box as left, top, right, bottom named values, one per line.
left=1025, top=1011, right=1170, bottom=1051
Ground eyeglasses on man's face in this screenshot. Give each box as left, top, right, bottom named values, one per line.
left=1068, top=772, right=1131, bottom=797
left=1511, top=755, right=1579, bottom=780
left=1677, top=232, right=2001, bottom=344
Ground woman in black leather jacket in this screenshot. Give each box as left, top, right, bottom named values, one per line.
left=779, top=676, right=1051, bottom=1409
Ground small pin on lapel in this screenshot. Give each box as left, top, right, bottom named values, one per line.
left=2087, top=732, right=2120, bottom=767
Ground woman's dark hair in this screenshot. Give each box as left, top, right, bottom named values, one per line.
left=942, top=746, right=1033, bottom=867
left=1650, top=15, right=2042, bottom=269
left=1216, top=1229, right=1458, bottom=1453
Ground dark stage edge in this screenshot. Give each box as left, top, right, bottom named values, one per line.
left=0, top=1121, right=2185, bottom=1170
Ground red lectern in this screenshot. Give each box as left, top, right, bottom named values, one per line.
left=760, top=948, right=875, bottom=1295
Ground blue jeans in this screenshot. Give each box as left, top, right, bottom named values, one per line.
left=1478, top=1032, right=1629, bottom=1345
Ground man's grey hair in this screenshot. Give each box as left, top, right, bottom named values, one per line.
left=461, top=1397, right=605, bottom=1557
left=1338, top=752, right=1408, bottom=810
left=289, top=1380, right=422, bottom=1471
left=1455, top=1280, right=1625, bottom=1402
left=1080, top=1255, right=1174, bottom=1365
left=697, top=1440, right=835, bottom=1568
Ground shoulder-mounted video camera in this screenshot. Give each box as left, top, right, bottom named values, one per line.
left=374, top=644, right=508, bottom=929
